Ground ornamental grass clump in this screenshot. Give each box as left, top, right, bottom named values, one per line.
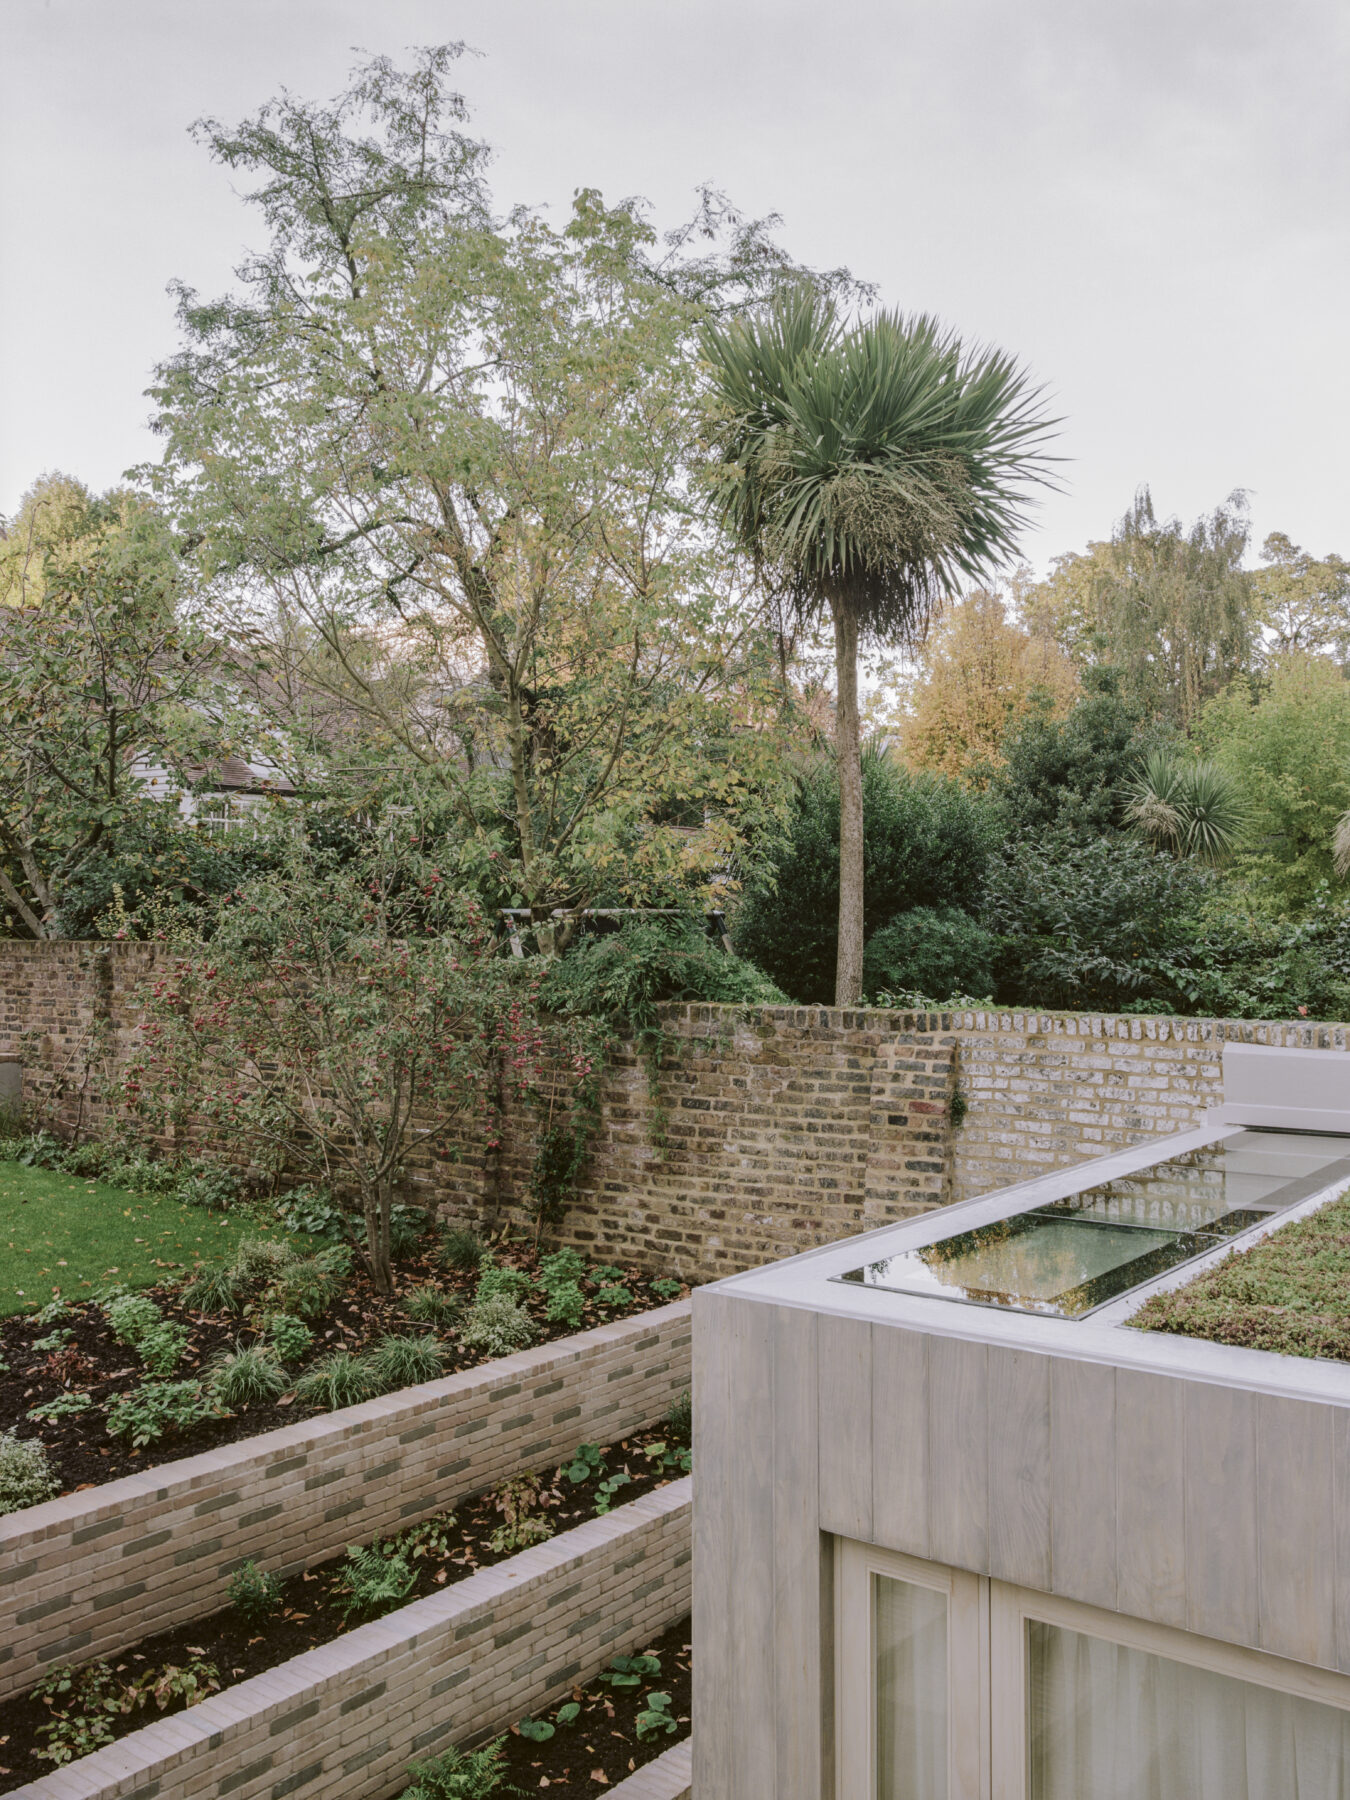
left=294, top=1348, right=376, bottom=1411
left=367, top=1332, right=448, bottom=1389
left=401, top=1285, right=461, bottom=1329
left=208, top=1344, right=288, bottom=1408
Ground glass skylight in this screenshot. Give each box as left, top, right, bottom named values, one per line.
left=835, top=1130, right=1350, bottom=1319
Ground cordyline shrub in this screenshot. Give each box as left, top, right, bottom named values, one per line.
left=124, top=844, right=554, bottom=1292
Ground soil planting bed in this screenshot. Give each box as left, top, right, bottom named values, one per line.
left=0, top=1243, right=683, bottom=1494
left=497, top=1614, right=691, bottom=1792
left=0, top=1427, right=690, bottom=1791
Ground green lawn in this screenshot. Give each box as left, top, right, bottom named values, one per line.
left=0, top=1161, right=300, bottom=1315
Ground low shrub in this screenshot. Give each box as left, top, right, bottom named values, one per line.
left=175, top=1166, right=241, bottom=1212
left=474, top=1261, right=533, bottom=1305
left=541, top=1281, right=585, bottom=1328
left=401, top=1737, right=510, bottom=1800
left=389, top=1204, right=431, bottom=1256
left=593, top=1283, right=634, bottom=1312
left=208, top=1344, right=288, bottom=1408
left=137, top=1320, right=190, bottom=1378
left=268, top=1313, right=314, bottom=1365
left=226, top=1559, right=284, bottom=1625
left=458, top=1293, right=537, bottom=1358
left=487, top=1473, right=555, bottom=1554
left=334, top=1542, right=416, bottom=1620
left=104, top=1293, right=163, bottom=1348
left=537, top=1248, right=586, bottom=1328
left=105, top=1380, right=219, bottom=1449
left=273, top=1186, right=345, bottom=1240
left=262, top=1255, right=342, bottom=1321
left=665, top=1389, right=692, bottom=1445
left=367, top=1332, right=448, bottom=1390
left=231, top=1236, right=294, bottom=1281
left=294, top=1348, right=376, bottom=1411
left=0, top=1430, right=60, bottom=1514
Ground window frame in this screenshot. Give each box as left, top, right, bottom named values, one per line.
left=836, top=1538, right=1350, bottom=1800
left=835, top=1538, right=989, bottom=1800
left=989, top=1579, right=1350, bottom=1800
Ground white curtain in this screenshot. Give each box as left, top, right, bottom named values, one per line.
left=875, top=1573, right=949, bottom=1799
left=1028, top=1620, right=1350, bottom=1800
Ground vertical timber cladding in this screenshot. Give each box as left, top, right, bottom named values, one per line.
left=4, top=940, right=1350, bottom=1279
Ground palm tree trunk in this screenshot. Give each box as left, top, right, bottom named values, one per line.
left=831, top=599, right=864, bottom=1007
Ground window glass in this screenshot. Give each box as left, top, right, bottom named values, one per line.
left=1028, top=1619, right=1350, bottom=1800
left=874, top=1573, right=948, bottom=1799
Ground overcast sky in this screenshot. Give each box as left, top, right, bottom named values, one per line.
left=2, top=0, right=1347, bottom=573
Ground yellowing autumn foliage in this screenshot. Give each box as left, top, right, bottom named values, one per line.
left=900, top=588, right=1078, bottom=782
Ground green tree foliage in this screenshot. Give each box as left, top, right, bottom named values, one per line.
left=537, top=914, right=783, bottom=1042
left=700, top=286, right=1054, bottom=1005
left=984, top=833, right=1211, bottom=1012
left=995, top=675, right=1170, bottom=840
left=732, top=748, right=999, bottom=1003
left=862, top=906, right=996, bottom=1004
left=1024, top=488, right=1256, bottom=729
left=1197, top=655, right=1350, bottom=911
left=0, top=477, right=216, bottom=937
left=126, top=838, right=544, bottom=1292
left=147, top=48, right=839, bottom=940
left=1254, top=533, right=1350, bottom=664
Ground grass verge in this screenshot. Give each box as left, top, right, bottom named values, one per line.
left=0, top=1161, right=297, bottom=1316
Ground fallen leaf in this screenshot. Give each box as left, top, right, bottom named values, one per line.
left=590, top=1774, right=608, bottom=1787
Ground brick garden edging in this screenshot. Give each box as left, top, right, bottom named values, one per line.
left=11, top=1478, right=692, bottom=1800
left=0, top=1302, right=690, bottom=1702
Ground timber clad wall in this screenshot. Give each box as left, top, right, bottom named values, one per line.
left=0, top=1303, right=691, bottom=1703
left=15, top=1479, right=692, bottom=1800
left=6, top=940, right=1350, bottom=1282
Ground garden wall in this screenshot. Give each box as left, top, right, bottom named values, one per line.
left=6, top=940, right=1350, bottom=1283
left=12, top=1477, right=692, bottom=1800
left=0, top=1302, right=690, bottom=1702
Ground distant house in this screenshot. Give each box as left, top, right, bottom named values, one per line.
left=132, top=754, right=299, bottom=832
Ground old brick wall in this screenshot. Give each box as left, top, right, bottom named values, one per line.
left=0, top=1302, right=690, bottom=1703
left=14, top=1478, right=692, bottom=1800
left=6, top=941, right=1350, bottom=1284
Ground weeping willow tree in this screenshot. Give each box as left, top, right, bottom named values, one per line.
left=701, top=289, right=1056, bottom=1004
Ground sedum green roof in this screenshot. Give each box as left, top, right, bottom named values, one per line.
left=1130, top=1191, right=1350, bottom=1363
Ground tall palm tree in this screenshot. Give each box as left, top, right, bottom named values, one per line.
left=702, top=288, right=1056, bottom=1005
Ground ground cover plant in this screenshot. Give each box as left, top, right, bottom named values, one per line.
left=0, top=1227, right=687, bottom=1498
left=0, top=1407, right=692, bottom=1791
left=1130, top=1192, right=1350, bottom=1362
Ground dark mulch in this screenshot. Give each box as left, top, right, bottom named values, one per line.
left=0, top=1430, right=691, bottom=1792
left=496, top=1615, right=691, bottom=1792
left=0, top=1244, right=683, bottom=1495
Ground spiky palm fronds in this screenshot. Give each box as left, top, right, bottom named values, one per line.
left=700, top=286, right=1058, bottom=641
left=1125, top=752, right=1244, bottom=865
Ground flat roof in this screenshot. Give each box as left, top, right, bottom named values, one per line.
left=711, top=1118, right=1350, bottom=1408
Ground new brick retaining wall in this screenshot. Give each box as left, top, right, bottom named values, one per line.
left=11, top=1478, right=692, bottom=1800
left=0, top=1302, right=690, bottom=1702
